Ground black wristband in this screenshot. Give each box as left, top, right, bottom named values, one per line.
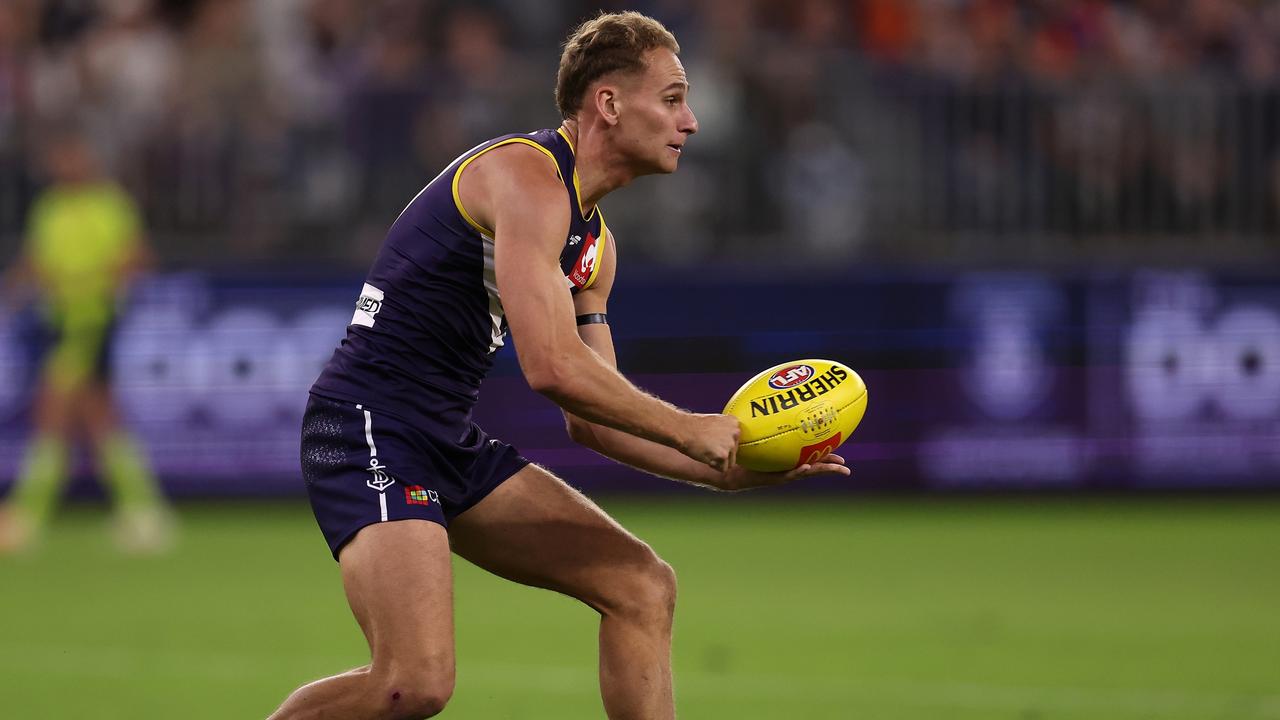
left=576, top=313, right=608, bottom=326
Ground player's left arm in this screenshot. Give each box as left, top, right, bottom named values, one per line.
left=116, top=234, right=156, bottom=290
left=562, top=231, right=849, bottom=491
left=5, top=196, right=49, bottom=308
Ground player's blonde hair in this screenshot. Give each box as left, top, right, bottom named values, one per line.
left=555, top=11, right=680, bottom=120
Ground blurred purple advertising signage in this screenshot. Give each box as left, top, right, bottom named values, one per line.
left=917, top=274, right=1090, bottom=488
left=0, top=270, right=1277, bottom=494
left=918, top=271, right=1280, bottom=489
left=1109, top=272, right=1280, bottom=485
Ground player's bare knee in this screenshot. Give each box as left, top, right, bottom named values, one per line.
left=653, top=557, right=678, bottom=613
left=605, top=552, right=677, bottom=625
left=637, top=555, right=678, bottom=622
left=375, top=665, right=455, bottom=719
left=381, top=684, right=453, bottom=719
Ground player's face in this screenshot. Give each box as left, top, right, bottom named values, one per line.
left=617, top=49, right=698, bottom=174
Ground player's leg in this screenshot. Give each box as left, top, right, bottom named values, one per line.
left=449, top=464, right=677, bottom=720
left=79, top=380, right=176, bottom=552
left=268, top=519, right=457, bottom=720
left=1, top=313, right=105, bottom=551
left=0, top=376, right=75, bottom=553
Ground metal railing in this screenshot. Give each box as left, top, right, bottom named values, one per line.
left=1, top=74, right=1276, bottom=269
left=853, top=74, right=1280, bottom=265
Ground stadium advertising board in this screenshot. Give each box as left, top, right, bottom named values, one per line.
left=0, top=270, right=1276, bottom=495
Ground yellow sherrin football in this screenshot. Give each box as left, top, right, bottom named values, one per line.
left=723, top=359, right=868, bottom=472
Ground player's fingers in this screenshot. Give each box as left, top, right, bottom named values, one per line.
left=776, top=455, right=852, bottom=483
left=781, top=464, right=812, bottom=482
left=794, top=462, right=850, bottom=478
left=814, top=462, right=852, bottom=476
left=726, top=417, right=740, bottom=472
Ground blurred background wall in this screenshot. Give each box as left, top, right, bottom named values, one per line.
left=1, top=0, right=1279, bottom=494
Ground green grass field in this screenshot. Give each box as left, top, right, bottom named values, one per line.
left=1, top=496, right=1278, bottom=719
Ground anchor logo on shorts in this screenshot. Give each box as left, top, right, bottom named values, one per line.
left=365, top=458, right=396, bottom=492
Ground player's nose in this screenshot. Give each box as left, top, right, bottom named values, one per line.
left=681, top=105, right=698, bottom=136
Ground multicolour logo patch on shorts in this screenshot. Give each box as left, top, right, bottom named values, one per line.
left=405, top=486, right=435, bottom=506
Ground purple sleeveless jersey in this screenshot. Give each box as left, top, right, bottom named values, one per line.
left=311, top=128, right=608, bottom=436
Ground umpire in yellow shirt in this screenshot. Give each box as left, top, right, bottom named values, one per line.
left=0, top=126, right=175, bottom=554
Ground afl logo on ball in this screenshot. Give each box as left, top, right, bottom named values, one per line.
left=768, top=364, right=814, bottom=390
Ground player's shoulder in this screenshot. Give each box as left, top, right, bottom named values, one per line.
left=462, top=132, right=567, bottom=210
left=466, top=130, right=564, bottom=183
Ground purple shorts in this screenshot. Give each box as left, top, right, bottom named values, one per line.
left=300, top=393, right=529, bottom=559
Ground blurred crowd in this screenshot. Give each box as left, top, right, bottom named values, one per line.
left=860, top=0, right=1280, bottom=84
left=0, top=0, right=1277, bottom=268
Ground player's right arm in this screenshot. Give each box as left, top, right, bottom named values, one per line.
left=3, top=209, right=47, bottom=308
left=463, top=144, right=739, bottom=471
left=4, top=196, right=47, bottom=308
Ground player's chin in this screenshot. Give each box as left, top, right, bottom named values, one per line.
left=658, top=146, right=684, bottom=172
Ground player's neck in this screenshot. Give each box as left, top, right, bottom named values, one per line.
left=559, top=120, right=634, bottom=210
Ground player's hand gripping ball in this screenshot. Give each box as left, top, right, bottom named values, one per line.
left=723, top=359, right=867, bottom=472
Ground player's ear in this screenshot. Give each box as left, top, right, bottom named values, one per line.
left=595, top=87, right=620, bottom=126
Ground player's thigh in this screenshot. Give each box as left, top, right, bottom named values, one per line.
left=448, top=464, right=673, bottom=615
left=340, top=518, right=456, bottom=673
left=76, top=382, right=120, bottom=445
left=31, top=377, right=76, bottom=436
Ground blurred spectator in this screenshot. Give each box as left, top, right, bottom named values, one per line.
left=151, top=0, right=280, bottom=259
left=0, top=2, right=36, bottom=237
left=80, top=0, right=178, bottom=183
left=417, top=5, right=544, bottom=172
left=779, top=121, right=868, bottom=259
left=342, top=0, right=435, bottom=252
left=0, top=125, right=175, bottom=554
